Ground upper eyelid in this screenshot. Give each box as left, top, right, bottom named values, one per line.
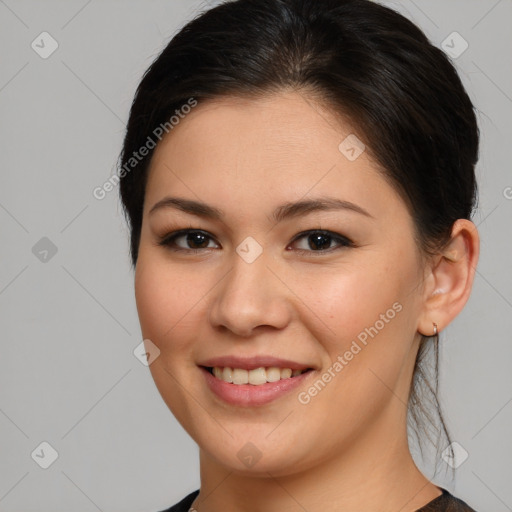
left=291, top=229, right=351, bottom=242
left=290, top=231, right=354, bottom=251
left=163, top=229, right=220, bottom=247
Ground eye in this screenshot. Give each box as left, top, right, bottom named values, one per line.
left=288, top=230, right=353, bottom=254
left=157, top=228, right=354, bottom=255
left=158, top=229, right=219, bottom=252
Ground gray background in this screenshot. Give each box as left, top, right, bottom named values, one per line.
left=1, top=0, right=511, bottom=511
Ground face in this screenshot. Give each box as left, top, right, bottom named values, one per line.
left=135, top=90, right=427, bottom=476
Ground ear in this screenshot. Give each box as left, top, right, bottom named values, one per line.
left=417, top=219, right=480, bottom=336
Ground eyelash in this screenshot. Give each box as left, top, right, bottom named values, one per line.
left=157, top=228, right=354, bottom=256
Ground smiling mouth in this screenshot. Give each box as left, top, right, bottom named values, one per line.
left=203, top=366, right=314, bottom=385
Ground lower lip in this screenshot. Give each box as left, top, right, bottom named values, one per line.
left=200, top=366, right=314, bottom=407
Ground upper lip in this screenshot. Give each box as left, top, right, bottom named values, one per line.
left=198, top=355, right=315, bottom=371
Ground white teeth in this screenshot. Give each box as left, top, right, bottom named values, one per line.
left=210, top=366, right=308, bottom=385
left=222, top=367, right=233, bottom=383
left=233, top=368, right=248, bottom=385
left=266, top=367, right=281, bottom=382
left=281, top=368, right=292, bottom=379
left=248, top=367, right=267, bottom=385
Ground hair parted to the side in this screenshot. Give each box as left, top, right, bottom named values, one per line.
left=118, top=0, right=479, bottom=474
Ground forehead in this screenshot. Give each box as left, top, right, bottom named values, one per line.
left=150, top=90, right=356, bottom=169
left=144, top=90, right=406, bottom=222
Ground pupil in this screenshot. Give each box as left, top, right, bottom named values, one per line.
left=310, top=233, right=331, bottom=250
left=188, top=232, right=208, bottom=248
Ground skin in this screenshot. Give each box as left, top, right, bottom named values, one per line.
left=134, top=90, right=479, bottom=512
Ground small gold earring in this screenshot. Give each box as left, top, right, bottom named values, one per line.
left=432, top=322, right=438, bottom=336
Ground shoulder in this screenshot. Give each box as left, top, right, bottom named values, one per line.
left=417, top=487, right=478, bottom=511
left=155, top=489, right=200, bottom=512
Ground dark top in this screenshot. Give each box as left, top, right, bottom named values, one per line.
left=158, top=487, right=477, bottom=511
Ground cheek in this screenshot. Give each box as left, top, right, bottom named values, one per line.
left=299, top=259, right=406, bottom=346
left=299, top=257, right=416, bottom=395
left=134, top=256, right=201, bottom=348
left=294, top=267, right=413, bottom=427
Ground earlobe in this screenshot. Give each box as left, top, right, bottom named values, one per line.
left=417, top=219, right=479, bottom=336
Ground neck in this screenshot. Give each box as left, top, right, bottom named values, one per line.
left=191, top=404, right=442, bottom=512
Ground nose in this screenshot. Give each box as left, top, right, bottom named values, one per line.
left=208, top=247, right=293, bottom=337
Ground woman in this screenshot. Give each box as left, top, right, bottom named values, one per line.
left=118, top=0, right=480, bottom=510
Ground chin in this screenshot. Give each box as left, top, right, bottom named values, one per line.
left=198, top=432, right=317, bottom=478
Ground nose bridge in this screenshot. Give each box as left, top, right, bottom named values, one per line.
left=208, top=239, right=290, bottom=335
left=228, top=244, right=270, bottom=295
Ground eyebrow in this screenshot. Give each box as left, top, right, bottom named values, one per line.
left=149, top=196, right=374, bottom=222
